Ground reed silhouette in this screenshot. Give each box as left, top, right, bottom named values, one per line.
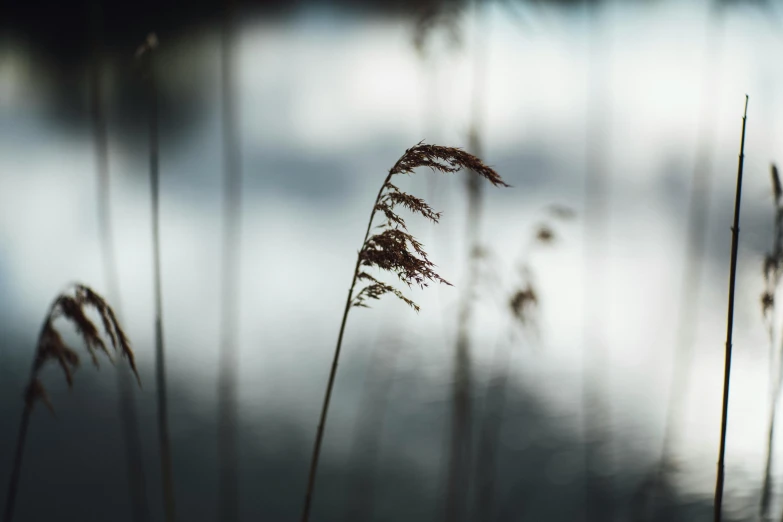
left=713, top=94, right=748, bottom=522
left=136, top=33, right=178, bottom=522
left=2, top=284, right=140, bottom=522
left=760, top=164, right=783, bottom=522
left=299, top=143, right=508, bottom=522
left=89, top=3, right=150, bottom=520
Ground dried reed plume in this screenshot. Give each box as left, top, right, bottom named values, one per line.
left=299, top=142, right=507, bottom=522
left=759, top=163, right=783, bottom=521
left=2, top=284, right=140, bottom=522
left=412, top=0, right=465, bottom=56
left=714, top=94, right=748, bottom=522
left=137, top=33, right=177, bottom=522
left=473, top=205, right=574, bottom=521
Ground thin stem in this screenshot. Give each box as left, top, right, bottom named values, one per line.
left=474, top=322, right=515, bottom=522
left=217, top=0, right=242, bottom=520
left=145, top=44, right=177, bottom=522
left=761, top=411, right=777, bottom=521
left=3, top=298, right=73, bottom=522
left=760, top=169, right=782, bottom=522
left=444, top=4, right=486, bottom=520
left=2, top=400, right=32, bottom=522
left=300, top=171, right=394, bottom=522
left=582, top=2, right=612, bottom=519
left=713, top=94, right=748, bottom=522
left=89, top=2, right=149, bottom=520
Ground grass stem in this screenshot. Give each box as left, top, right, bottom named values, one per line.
left=713, top=94, right=749, bottom=522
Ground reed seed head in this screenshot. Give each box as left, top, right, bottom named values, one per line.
left=762, top=165, right=783, bottom=317
left=536, top=225, right=555, bottom=244
left=26, top=283, right=140, bottom=412
left=762, top=291, right=775, bottom=317
left=412, top=1, right=464, bottom=56
left=509, top=282, right=538, bottom=326
left=351, top=142, right=508, bottom=312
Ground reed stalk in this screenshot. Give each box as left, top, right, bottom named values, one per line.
left=713, top=94, right=748, bottom=522
left=217, top=0, right=242, bottom=520
left=89, top=3, right=149, bottom=519
left=759, top=164, right=783, bottom=522
left=473, top=208, right=572, bottom=521
left=136, top=34, right=177, bottom=522
left=299, top=143, right=507, bottom=522
left=444, top=5, right=489, bottom=519
left=2, top=284, right=140, bottom=522
left=582, top=3, right=613, bottom=517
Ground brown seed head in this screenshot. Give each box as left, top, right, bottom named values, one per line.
left=762, top=291, right=775, bottom=317
left=390, top=143, right=508, bottom=188
left=536, top=225, right=555, bottom=244
left=412, top=1, right=464, bottom=56
left=27, top=283, right=140, bottom=412
left=509, top=285, right=538, bottom=326
left=352, top=142, right=508, bottom=312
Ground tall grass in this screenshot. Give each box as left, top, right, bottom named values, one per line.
left=444, top=6, right=490, bottom=520
left=582, top=3, right=613, bottom=518
left=217, top=0, right=242, bottom=520
left=443, top=135, right=482, bottom=522
left=760, top=164, right=783, bottom=521
left=299, top=143, right=508, bottom=522
left=89, top=3, right=149, bottom=520
left=713, top=94, right=748, bottom=522
left=2, top=284, right=140, bottom=522
left=473, top=206, right=573, bottom=521
left=136, top=33, right=177, bottom=522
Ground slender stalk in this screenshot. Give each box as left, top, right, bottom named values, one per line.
left=713, top=94, right=749, bottom=522
left=444, top=4, right=487, bottom=520
left=89, top=3, right=149, bottom=520
left=3, top=295, right=63, bottom=522
left=300, top=171, right=394, bottom=522
left=760, top=165, right=783, bottom=522
left=4, top=287, right=139, bottom=522
left=581, top=2, right=612, bottom=519
left=300, top=144, right=506, bottom=522
left=217, top=0, right=242, bottom=520
left=139, top=36, right=177, bottom=522
left=474, top=225, right=554, bottom=521
left=2, top=367, right=38, bottom=522
left=762, top=395, right=778, bottom=522
left=474, top=320, right=514, bottom=522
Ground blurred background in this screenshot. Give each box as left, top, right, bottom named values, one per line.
left=2, top=0, right=783, bottom=520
